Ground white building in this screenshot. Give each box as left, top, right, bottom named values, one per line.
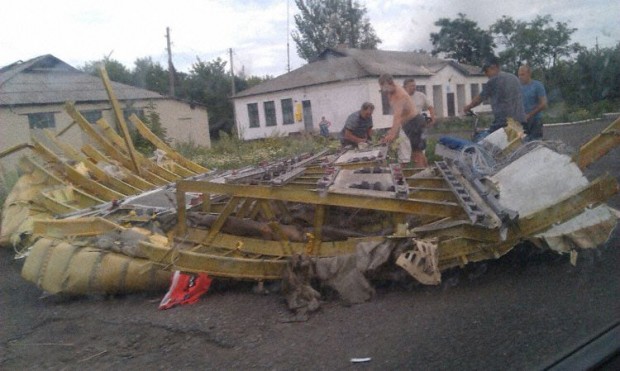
left=232, top=48, right=490, bottom=140
left=0, top=55, right=210, bottom=170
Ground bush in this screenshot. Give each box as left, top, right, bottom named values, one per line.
left=433, top=114, right=493, bottom=133
left=544, top=99, right=620, bottom=124
left=0, top=168, right=19, bottom=210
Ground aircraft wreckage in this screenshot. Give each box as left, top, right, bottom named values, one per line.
left=1, top=71, right=619, bottom=310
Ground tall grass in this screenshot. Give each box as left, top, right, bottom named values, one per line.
left=176, top=131, right=340, bottom=170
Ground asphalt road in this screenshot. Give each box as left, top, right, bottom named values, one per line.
left=1, top=117, right=618, bottom=370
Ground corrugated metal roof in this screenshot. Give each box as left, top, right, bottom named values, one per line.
left=0, top=54, right=162, bottom=106
left=233, top=48, right=483, bottom=98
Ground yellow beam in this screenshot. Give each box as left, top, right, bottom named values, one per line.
left=177, top=180, right=465, bottom=218
left=94, top=118, right=182, bottom=181
left=129, top=114, right=209, bottom=174
left=140, top=241, right=287, bottom=280
left=0, top=143, right=32, bottom=159
left=98, top=66, right=142, bottom=176
left=33, top=217, right=122, bottom=238
left=43, top=131, right=142, bottom=196
left=573, top=116, right=620, bottom=169
left=31, top=139, right=125, bottom=201
left=179, top=227, right=378, bottom=257
left=81, top=144, right=165, bottom=187
left=65, top=102, right=154, bottom=183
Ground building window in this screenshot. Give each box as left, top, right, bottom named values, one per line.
left=281, top=98, right=294, bottom=125
left=247, top=103, right=260, bottom=128
left=80, top=110, right=103, bottom=124
left=416, top=85, right=427, bottom=94
left=380, top=91, right=392, bottom=115
left=470, top=84, right=480, bottom=99
left=264, top=101, right=276, bottom=127
left=28, top=112, right=56, bottom=130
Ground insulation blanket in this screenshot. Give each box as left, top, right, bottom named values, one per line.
left=491, top=147, right=589, bottom=216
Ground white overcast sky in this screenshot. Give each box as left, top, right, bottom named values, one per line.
left=1, top=0, right=618, bottom=77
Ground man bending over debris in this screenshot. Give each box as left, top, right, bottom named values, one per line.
left=340, top=102, right=375, bottom=147
left=379, top=73, right=428, bottom=167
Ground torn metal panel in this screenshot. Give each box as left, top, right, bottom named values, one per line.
left=535, top=205, right=620, bottom=253
left=573, top=116, right=620, bottom=169
left=491, top=147, right=589, bottom=216
left=396, top=238, right=441, bottom=285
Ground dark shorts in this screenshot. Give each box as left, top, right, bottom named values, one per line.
left=523, top=118, right=543, bottom=140
left=402, top=114, right=427, bottom=151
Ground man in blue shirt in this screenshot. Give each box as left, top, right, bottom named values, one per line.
left=518, top=64, right=547, bottom=140
left=464, top=56, right=526, bottom=133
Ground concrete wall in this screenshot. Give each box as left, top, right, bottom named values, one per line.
left=154, top=99, right=210, bottom=148
left=0, top=98, right=209, bottom=172
left=234, top=79, right=372, bottom=140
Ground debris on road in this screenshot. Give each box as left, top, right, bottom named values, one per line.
left=1, top=69, right=619, bottom=310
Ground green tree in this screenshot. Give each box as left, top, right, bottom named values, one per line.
left=132, top=57, right=169, bottom=95
left=553, top=43, right=620, bottom=106
left=490, top=15, right=583, bottom=72
left=131, top=101, right=169, bottom=155
left=430, top=13, right=495, bottom=65
left=185, top=57, right=234, bottom=138
left=292, top=0, right=381, bottom=61
left=79, top=56, right=133, bottom=84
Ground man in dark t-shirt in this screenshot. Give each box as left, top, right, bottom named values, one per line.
left=464, top=56, right=526, bottom=133
left=340, top=102, right=375, bottom=146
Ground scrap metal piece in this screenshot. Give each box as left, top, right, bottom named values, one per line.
left=435, top=161, right=496, bottom=227
left=396, top=238, right=441, bottom=285
left=390, top=163, right=409, bottom=199
left=454, top=160, right=518, bottom=225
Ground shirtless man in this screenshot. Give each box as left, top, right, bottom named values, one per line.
left=379, top=73, right=428, bottom=167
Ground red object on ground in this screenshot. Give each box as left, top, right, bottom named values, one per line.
left=158, top=271, right=212, bottom=310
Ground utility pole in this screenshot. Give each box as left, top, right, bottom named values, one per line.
left=166, top=27, right=175, bottom=97
left=229, top=47, right=238, bottom=138
left=229, top=48, right=235, bottom=95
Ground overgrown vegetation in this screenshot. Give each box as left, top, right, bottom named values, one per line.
left=130, top=101, right=169, bottom=155
left=176, top=131, right=340, bottom=170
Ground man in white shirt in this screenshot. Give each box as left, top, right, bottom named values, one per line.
left=403, top=78, right=435, bottom=126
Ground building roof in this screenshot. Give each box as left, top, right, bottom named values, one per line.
left=233, top=47, right=483, bottom=99
left=0, top=54, right=163, bottom=107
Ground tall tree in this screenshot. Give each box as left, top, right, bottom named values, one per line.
left=292, top=0, right=381, bottom=61
left=185, top=57, right=234, bottom=137
left=430, top=13, right=495, bottom=66
left=79, top=56, right=133, bottom=85
left=132, top=57, right=169, bottom=95
left=490, top=15, right=583, bottom=72
left=553, top=43, right=620, bottom=106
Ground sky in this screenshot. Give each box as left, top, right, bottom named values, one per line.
left=1, top=0, right=618, bottom=77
